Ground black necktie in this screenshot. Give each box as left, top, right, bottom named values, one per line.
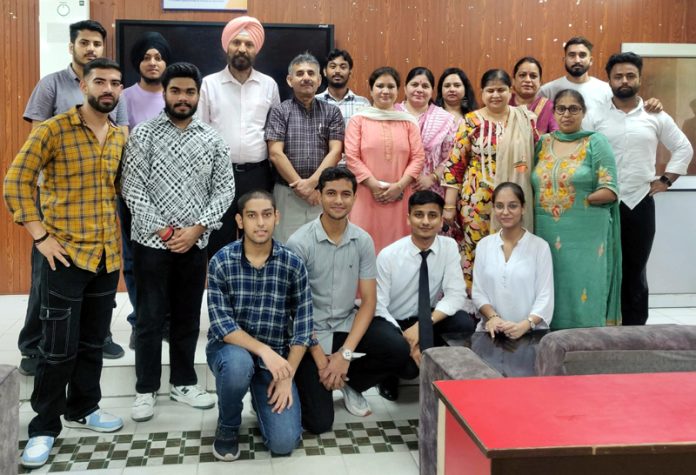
left=418, top=250, right=434, bottom=350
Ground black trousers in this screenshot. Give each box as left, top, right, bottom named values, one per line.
left=295, top=316, right=411, bottom=434
left=207, top=160, right=273, bottom=259
left=132, top=243, right=207, bottom=393
left=620, top=196, right=655, bottom=326
left=29, top=256, right=119, bottom=437
left=18, top=190, right=44, bottom=357
left=395, top=310, right=477, bottom=379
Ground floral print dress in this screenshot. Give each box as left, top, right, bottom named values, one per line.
left=532, top=131, right=622, bottom=329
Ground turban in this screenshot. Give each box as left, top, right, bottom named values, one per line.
left=221, top=16, right=265, bottom=52
left=130, top=32, right=172, bottom=71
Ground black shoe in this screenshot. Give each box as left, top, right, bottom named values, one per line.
left=212, top=436, right=240, bottom=462
left=19, top=356, right=39, bottom=376
left=129, top=328, right=136, bottom=351
left=378, top=376, right=399, bottom=401
left=103, top=338, right=125, bottom=359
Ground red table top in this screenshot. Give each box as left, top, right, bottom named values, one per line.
left=434, top=372, right=696, bottom=456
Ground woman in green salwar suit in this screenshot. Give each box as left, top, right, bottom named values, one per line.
left=532, top=89, right=621, bottom=329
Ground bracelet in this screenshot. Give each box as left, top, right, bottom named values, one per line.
left=487, top=313, right=500, bottom=321
left=33, top=232, right=50, bottom=245
left=160, top=226, right=174, bottom=242
left=431, top=172, right=439, bottom=182
left=443, top=205, right=456, bottom=210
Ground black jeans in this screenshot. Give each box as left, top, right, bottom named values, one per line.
left=620, top=196, right=655, bottom=326
left=117, top=196, right=137, bottom=328
left=29, top=256, right=119, bottom=437
left=18, top=190, right=44, bottom=357
left=295, top=316, right=411, bottom=434
left=207, top=160, right=273, bottom=259
left=395, top=310, right=477, bottom=379
left=132, top=243, right=207, bottom=393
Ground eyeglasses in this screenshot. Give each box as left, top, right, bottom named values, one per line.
left=554, top=105, right=584, bottom=115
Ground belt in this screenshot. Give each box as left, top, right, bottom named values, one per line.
left=232, top=160, right=268, bottom=173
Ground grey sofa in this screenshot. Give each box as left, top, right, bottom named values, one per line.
left=0, top=365, right=19, bottom=475
left=419, top=324, right=696, bottom=475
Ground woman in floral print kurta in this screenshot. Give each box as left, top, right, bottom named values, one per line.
left=532, top=89, right=622, bottom=329
left=442, top=70, right=538, bottom=293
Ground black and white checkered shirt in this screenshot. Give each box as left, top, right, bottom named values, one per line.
left=122, top=112, right=235, bottom=250
left=264, top=97, right=344, bottom=185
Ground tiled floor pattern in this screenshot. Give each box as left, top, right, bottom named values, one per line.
left=17, top=419, right=419, bottom=474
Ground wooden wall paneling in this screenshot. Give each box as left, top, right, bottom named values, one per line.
left=2, top=0, right=696, bottom=294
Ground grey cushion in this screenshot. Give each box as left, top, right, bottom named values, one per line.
left=536, top=325, right=696, bottom=376
left=419, top=347, right=502, bottom=475
left=0, top=365, right=19, bottom=475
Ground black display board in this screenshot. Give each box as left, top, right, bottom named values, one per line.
left=116, top=20, right=334, bottom=100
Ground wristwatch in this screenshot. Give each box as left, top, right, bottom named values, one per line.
left=527, top=317, right=536, bottom=331
left=340, top=347, right=353, bottom=361
left=659, top=175, right=673, bottom=187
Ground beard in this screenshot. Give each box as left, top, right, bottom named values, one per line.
left=87, top=94, right=117, bottom=113
left=613, top=84, right=639, bottom=99
left=565, top=63, right=590, bottom=78
left=328, top=75, right=348, bottom=89
left=142, top=75, right=162, bottom=86
left=228, top=52, right=253, bottom=71
left=165, top=101, right=198, bottom=120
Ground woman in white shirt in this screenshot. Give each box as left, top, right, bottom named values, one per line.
left=472, top=182, right=554, bottom=338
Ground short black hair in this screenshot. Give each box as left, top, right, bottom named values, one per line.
left=326, top=49, right=354, bottom=69
left=564, top=36, right=593, bottom=53
left=161, top=62, right=202, bottom=92
left=435, top=67, right=478, bottom=114
left=480, top=69, right=511, bottom=89
left=83, top=58, right=121, bottom=79
left=237, top=190, right=276, bottom=213
left=554, top=89, right=587, bottom=113
left=318, top=167, right=357, bottom=193
left=369, top=66, right=401, bottom=89
left=605, top=52, right=643, bottom=78
left=513, top=56, right=543, bottom=78
left=492, top=182, right=525, bottom=206
left=408, top=190, right=444, bottom=213
left=69, top=20, right=107, bottom=43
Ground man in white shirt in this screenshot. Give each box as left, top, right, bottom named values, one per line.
left=375, top=190, right=475, bottom=400
left=198, top=16, right=280, bottom=257
left=538, top=36, right=612, bottom=112
left=585, top=52, right=693, bottom=325
left=316, top=49, right=370, bottom=127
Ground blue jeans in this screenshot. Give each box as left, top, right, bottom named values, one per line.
left=206, top=341, right=301, bottom=455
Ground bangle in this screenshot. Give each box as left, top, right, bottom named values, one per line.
left=160, top=226, right=174, bottom=242
left=33, top=232, right=50, bottom=245
left=443, top=205, right=456, bottom=210
left=487, top=313, right=500, bottom=321
left=431, top=172, right=439, bottom=182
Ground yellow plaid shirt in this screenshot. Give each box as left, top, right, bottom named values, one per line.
left=4, top=106, right=126, bottom=273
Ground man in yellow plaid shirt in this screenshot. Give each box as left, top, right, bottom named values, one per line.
left=4, top=57, right=127, bottom=469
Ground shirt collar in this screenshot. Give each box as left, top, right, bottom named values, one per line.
left=67, top=63, right=79, bottom=82
left=292, top=95, right=317, bottom=111
left=239, top=238, right=280, bottom=267
left=69, top=105, right=118, bottom=128
left=221, top=66, right=260, bottom=85
left=319, top=89, right=356, bottom=103
left=609, top=96, right=644, bottom=115
left=312, top=216, right=358, bottom=246
left=407, top=235, right=440, bottom=257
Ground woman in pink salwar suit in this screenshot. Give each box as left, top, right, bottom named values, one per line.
left=345, top=66, right=425, bottom=253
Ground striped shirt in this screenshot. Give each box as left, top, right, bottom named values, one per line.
left=264, top=97, right=344, bottom=185
left=4, top=106, right=126, bottom=273
left=207, top=239, right=313, bottom=356
left=121, top=112, right=235, bottom=250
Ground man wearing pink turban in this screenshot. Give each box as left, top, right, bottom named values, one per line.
left=198, top=16, right=280, bottom=258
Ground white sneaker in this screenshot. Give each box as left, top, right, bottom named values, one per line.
left=132, top=392, right=156, bottom=421
left=170, top=384, right=215, bottom=409
left=341, top=385, right=372, bottom=417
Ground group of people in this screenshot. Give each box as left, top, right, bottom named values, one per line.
left=4, top=12, right=693, bottom=469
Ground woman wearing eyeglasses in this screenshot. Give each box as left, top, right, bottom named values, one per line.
left=532, top=89, right=621, bottom=329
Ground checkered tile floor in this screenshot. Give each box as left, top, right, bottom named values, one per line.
left=18, top=420, right=419, bottom=473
